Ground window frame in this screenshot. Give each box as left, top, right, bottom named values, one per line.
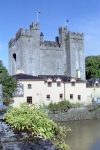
left=57, top=82, right=61, bottom=87
left=78, top=95, right=81, bottom=100
left=48, top=82, right=52, bottom=87
left=71, top=82, right=75, bottom=86
left=59, top=93, right=63, bottom=99
left=47, top=95, right=50, bottom=100
left=27, top=96, right=32, bottom=104
left=96, top=83, right=99, bottom=87
left=28, top=84, right=32, bottom=89
left=70, top=94, right=73, bottom=99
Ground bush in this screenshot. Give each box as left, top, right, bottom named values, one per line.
left=71, top=102, right=83, bottom=108
left=47, top=100, right=72, bottom=112
left=46, top=100, right=84, bottom=112
left=4, top=103, right=71, bottom=150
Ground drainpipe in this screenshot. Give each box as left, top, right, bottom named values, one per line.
left=64, top=82, right=65, bottom=99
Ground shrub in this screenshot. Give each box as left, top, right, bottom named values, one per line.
left=47, top=100, right=72, bottom=112
left=4, top=103, right=71, bottom=150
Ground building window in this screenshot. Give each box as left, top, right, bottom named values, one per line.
left=96, top=83, right=99, bottom=87
left=59, top=94, right=63, bottom=99
left=48, top=82, right=52, bottom=87
left=78, top=95, right=81, bottom=100
left=28, top=84, right=32, bottom=89
left=57, top=82, right=61, bottom=87
left=70, top=94, right=73, bottom=99
left=47, top=95, right=50, bottom=100
left=71, top=82, right=75, bottom=86
left=27, top=97, right=32, bottom=104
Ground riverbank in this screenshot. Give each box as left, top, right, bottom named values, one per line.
left=46, top=105, right=100, bottom=122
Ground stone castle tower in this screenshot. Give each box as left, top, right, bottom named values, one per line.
left=9, top=22, right=85, bottom=80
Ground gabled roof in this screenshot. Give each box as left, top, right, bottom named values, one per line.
left=87, top=78, right=100, bottom=84
left=38, top=75, right=86, bottom=83
left=12, top=74, right=86, bottom=83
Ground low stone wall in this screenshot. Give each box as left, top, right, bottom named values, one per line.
left=46, top=106, right=100, bottom=122
left=0, top=122, right=57, bottom=150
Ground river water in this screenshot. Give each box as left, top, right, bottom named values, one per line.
left=60, top=120, right=100, bottom=150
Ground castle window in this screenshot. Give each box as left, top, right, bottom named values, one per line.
left=57, top=82, right=61, bottom=87
left=70, top=94, right=73, bottom=99
left=78, top=95, right=81, bottom=100
left=28, top=84, right=32, bottom=89
left=27, top=97, right=32, bottom=104
left=48, top=82, right=52, bottom=87
left=47, top=95, right=50, bottom=100
left=71, top=82, right=75, bottom=86
left=57, top=61, right=60, bottom=69
left=13, top=53, right=16, bottom=61
left=59, top=94, right=63, bottom=99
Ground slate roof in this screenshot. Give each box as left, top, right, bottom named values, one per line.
left=12, top=74, right=86, bottom=83
left=38, top=75, right=86, bottom=83
left=87, top=78, right=100, bottom=84
left=12, top=74, right=43, bottom=80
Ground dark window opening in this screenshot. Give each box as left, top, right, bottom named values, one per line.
left=48, top=82, right=52, bottom=87
left=27, top=97, right=32, bottom=104
left=47, top=95, right=50, bottom=100
left=57, top=82, right=61, bottom=87
left=96, top=83, right=99, bottom=87
left=28, top=84, right=32, bottom=89
left=70, top=94, right=73, bottom=99
left=59, top=94, right=63, bottom=99
left=71, top=82, right=75, bottom=86
left=13, top=53, right=16, bottom=61
left=78, top=95, right=81, bottom=100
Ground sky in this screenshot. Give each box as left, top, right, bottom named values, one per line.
left=0, top=0, right=100, bottom=70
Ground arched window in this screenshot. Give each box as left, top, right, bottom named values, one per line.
left=13, top=53, right=16, bottom=61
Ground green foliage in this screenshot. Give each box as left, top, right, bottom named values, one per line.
left=47, top=100, right=72, bottom=112
left=85, top=56, right=100, bottom=79
left=46, top=99, right=83, bottom=112
left=0, top=60, right=17, bottom=105
left=71, top=102, right=83, bottom=108
left=4, top=103, right=71, bottom=150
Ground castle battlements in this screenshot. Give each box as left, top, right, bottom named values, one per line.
left=30, top=22, right=39, bottom=30
left=9, top=22, right=40, bottom=48
left=67, top=31, right=84, bottom=40
left=9, top=21, right=85, bottom=80
left=40, top=40, right=60, bottom=48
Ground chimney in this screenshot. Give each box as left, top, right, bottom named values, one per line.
left=76, top=69, right=81, bottom=78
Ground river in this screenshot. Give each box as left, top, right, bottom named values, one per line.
left=60, top=120, right=100, bottom=150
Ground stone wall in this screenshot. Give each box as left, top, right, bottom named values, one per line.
left=9, top=22, right=85, bottom=80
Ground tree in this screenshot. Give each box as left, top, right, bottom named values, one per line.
left=85, top=56, right=100, bottom=79
left=0, top=60, right=17, bottom=105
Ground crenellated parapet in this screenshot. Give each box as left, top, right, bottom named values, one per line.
left=9, top=28, right=33, bottom=48
left=40, top=40, right=60, bottom=48
left=30, top=22, right=39, bottom=30
left=9, top=22, right=40, bottom=48
left=59, top=26, right=67, bottom=34
left=66, top=31, right=84, bottom=40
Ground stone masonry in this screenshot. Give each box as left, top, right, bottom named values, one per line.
left=9, top=22, right=85, bottom=80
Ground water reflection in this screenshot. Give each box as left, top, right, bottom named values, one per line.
left=60, top=120, right=100, bottom=150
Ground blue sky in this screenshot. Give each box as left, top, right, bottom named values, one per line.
left=0, top=0, right=100, bottom=70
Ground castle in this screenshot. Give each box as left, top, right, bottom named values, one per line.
left=9, top=22, right=85, bottom=80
